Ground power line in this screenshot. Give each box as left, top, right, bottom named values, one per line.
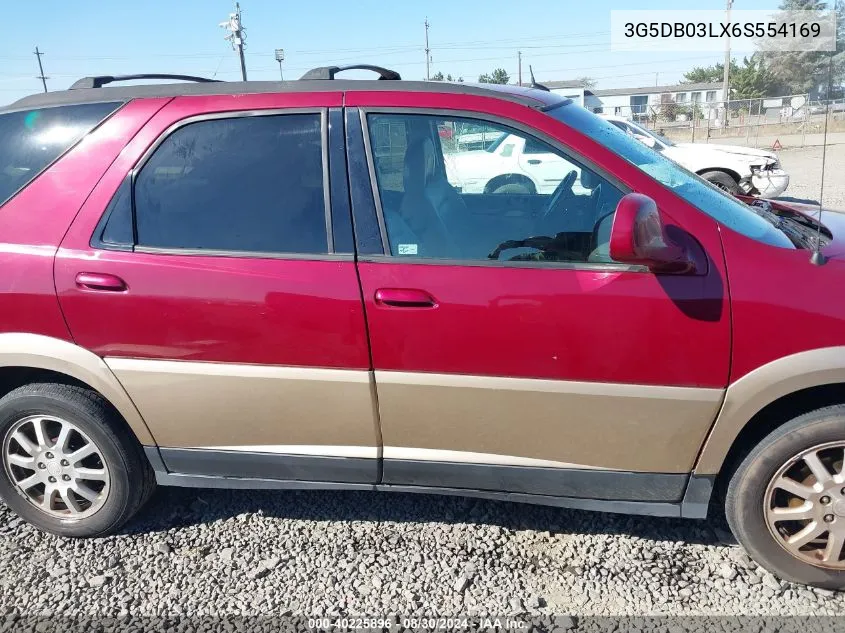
left=0, top=31, right=615, bottom=63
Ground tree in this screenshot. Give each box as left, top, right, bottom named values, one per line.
left=478, top=68, right=510, bottom=84
left=682, top=56, right=782, bottom=98
left=430, top=71, right=445, bottom=81
left=758, top=0, right=845, bottom=94
left=731, top=56, right=781, bottom=98
left=683, top=61, right=739, bottom=84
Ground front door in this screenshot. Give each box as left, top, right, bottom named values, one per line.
left=355, top=108, right=730, bottom=502
left=55, top=97, right=379, bottom=484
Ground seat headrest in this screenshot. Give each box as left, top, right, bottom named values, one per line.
left=403, top=137, right=436, bottom=194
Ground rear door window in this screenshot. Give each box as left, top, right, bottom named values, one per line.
left=133, top=113, right=329, bottom=254
left=0, top=102, right=122, bottom=207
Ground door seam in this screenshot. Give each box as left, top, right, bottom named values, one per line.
left=343, top=100, right=385, bottom=484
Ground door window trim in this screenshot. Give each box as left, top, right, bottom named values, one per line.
left=91, top=107, right=345, bottom=260
left=358, top=106, right=641, bottom=272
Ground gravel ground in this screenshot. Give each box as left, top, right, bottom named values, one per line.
left=775, top=143, right=845, bottom=210
left=2, top=487, right=845, bottom=619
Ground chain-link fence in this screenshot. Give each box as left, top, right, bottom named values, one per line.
left=597, top=95, right=845, bottom=149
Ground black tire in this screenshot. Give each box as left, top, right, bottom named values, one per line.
left=485, top=175, right=536, bottom=195
left=700, top=170, right=740, bottom=194
left=0, top=383, right=155, bottom=537
left=725, top=405, right=845, bottom=589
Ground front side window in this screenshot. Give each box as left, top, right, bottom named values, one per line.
left=366, top=113, right=625, bottom=265
left=0, top=101, right=121, bottom=207
left=133, top=113, right=327, bottom=254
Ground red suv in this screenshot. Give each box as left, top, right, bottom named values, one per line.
left=1, top=67, right=844, bottom=588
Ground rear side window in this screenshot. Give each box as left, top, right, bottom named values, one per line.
left=133, top=113, right=328, bottom=254
left=0, top=102, right=121, bottom=207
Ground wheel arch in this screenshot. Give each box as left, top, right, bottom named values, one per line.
left=696, top=167, right=742, bottom=183
left=695, top=347, right=845, bottom=478
left=0, top=333, right=155, bottom=445
left=483, top=173, right=537, bottom=194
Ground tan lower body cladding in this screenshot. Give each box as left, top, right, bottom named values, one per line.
left=106, top=358, right=723, bottom=474
left=374, top=371, right=724, bottom=473
left=105, top=358, right=379, bottom=450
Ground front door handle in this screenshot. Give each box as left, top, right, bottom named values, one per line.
left=527, top=159, right=542, bottom=165
left=75, top=272, right=127, bottom=292
left=374, top=288, right=437, bottom=308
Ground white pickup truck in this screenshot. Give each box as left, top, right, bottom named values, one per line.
left=442, top=114, right=789, bottom=199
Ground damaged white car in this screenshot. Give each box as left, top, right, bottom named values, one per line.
left=601, top=114, right=789, bottom=198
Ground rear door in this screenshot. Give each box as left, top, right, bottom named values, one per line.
left=347, top=93, right=730, bottom=503
left=55, top=95, right=379, bottom=485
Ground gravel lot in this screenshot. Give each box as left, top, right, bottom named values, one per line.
left=2, top=487, right=845, bottom=620
left=773, top=142, right=845, bottom=210
left=3, top=145, right=845, bottom=625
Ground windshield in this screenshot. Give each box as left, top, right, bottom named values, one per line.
left=551, top=105, right=793, bottom=249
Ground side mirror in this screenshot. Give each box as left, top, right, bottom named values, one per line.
left=635, top=134, right=657, bottom=148
left=609, top=193, right=695, bottom=273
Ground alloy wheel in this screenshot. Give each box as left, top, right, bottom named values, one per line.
left=2, top=415, right=110, bottom=519
left=765, top=441, right=845, bottom=569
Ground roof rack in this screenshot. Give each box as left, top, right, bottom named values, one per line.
left=69, top=74, right=221, bottom=90
left=299, top=65, right=401, bottom=81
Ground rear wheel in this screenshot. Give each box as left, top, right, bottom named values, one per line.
left=0, top=383, right=154, bottom=537
left=700, top=170, right=740, bottom=194
left=726, top=406, right=845, bottom=588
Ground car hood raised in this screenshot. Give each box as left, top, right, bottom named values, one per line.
left=745, top=196, right=845, bottom=258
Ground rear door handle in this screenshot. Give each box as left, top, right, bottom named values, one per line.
left=75, top=272, right=127, bottom=292
left=527, top=159, right=542, bottom=165
left=374, top=288, right=437, bottom=308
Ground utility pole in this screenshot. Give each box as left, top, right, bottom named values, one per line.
left=424, top=18, right=431, bottom=81
left=34, top=46, right=48, bottom=93
left=655, top=72, right=659, bottom=87
left=220, top=3, right=248, bottom=81
left=275, top=49, right=285, bottom=81
left=722, top=0, right=734, bottom=127
left=518, top=51, right=523, bottom=86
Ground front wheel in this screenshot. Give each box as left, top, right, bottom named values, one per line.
left=726, top=406, right=845, bottom=588
left=0, top=383, right=155, bottom=537
left=700, top=170, right=740, bottom=194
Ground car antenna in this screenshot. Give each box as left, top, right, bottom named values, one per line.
left=528, top=65, right=550, bottom=92
left=811, top=52, right=834, bottom=266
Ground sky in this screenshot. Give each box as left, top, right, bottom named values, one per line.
left=1, top=0, right=784, bottom=104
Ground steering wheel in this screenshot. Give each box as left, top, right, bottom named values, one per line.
left=538, top=170, right=577, bottom=228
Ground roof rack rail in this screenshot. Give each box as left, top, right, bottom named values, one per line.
left=69, top=74, right=221, bottom=90
left=299, top=65, right=401, bottom=81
